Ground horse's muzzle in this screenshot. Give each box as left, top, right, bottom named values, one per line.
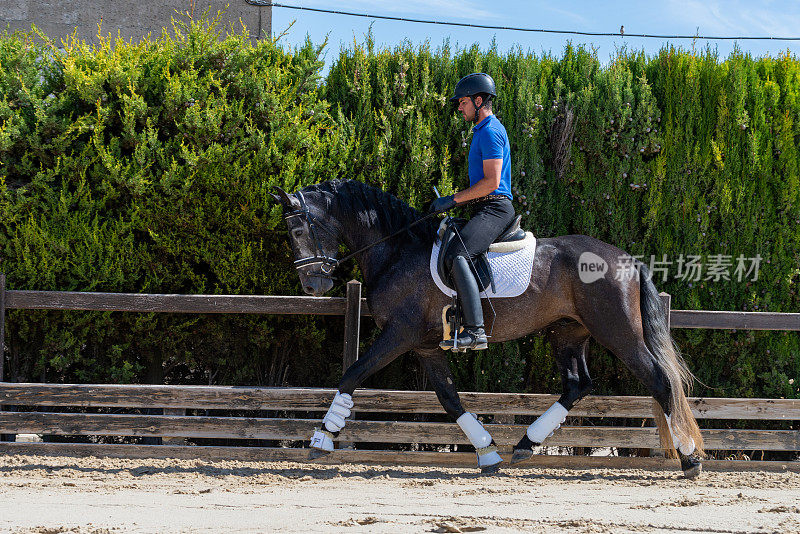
left=302, top=274, right=334, bottom=296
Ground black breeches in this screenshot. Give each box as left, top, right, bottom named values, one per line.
left=445, top=196, right=516, bottom=269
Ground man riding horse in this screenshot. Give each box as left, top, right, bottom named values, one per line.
left=429, top=72, right=516, bottom=351
left=274, top=71, right=704, bottom=477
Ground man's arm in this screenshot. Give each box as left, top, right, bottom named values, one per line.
left=454, top=158, right=502, bottom=203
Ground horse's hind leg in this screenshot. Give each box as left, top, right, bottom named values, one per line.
left=511, top=321, right=592, bottom=464
left=554, top=259, right=704, bottom=478
left=417, top=350, right=503, bottom=473
left=624, top=341, right=703, bottom=477
left=588, top=326, right=703, bottom=478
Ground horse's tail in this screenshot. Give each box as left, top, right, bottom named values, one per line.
left=638, top=264, right=704, bottom=458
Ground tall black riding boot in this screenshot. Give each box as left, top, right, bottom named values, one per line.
left=443, top=255, right=488, bottom=351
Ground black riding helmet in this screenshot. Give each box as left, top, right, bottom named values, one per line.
left=450, top=73, right=496, bottom=121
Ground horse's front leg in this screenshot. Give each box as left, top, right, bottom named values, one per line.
left=308, top=320, right=420, bottom=458
left=417, top=350, right=503, bottom=473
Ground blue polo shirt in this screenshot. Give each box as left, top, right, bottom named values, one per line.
left=468, top=114, right=512, bottom=200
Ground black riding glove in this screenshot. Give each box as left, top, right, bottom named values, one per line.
left=428, top=195, right=457, bottom=214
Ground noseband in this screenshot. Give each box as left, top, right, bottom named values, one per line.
left=284, top=191, right=339, bottom=278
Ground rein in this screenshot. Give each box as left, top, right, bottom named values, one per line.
left=284, top=191, right=443, bottom=277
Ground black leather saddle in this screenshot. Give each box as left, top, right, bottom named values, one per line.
left=436, top=215, right=526, bottom=292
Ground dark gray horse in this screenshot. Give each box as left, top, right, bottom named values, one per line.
left=272, top=179, right=704, bottom=478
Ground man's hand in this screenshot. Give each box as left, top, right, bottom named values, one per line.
left=428, top=194, right=457, bottom=214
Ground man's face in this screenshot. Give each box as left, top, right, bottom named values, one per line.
left=458, top=96, right=480, bottom=122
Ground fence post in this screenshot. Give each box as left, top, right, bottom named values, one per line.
left=1, top=273, right=5, bottom=383
left=340, top=280, right=361, bottom=450
left=0, top=273, right=14, bottom=443
left=343, top=280, right=361, bottom=371
left=659, top=292, right=671, bottom=330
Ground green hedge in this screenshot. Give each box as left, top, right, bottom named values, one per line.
left=0, top=20, right=345, bottom=386
left=1, top=21, right=798, bottom=402
left=325, top=39, right=799, bottom=400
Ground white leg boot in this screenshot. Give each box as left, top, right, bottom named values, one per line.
left=456, top=412, right=503, bottom=472
left=526, top=402, right=568, bottom=444
left=310, top=392, right=354, bottom=454
left=665, top=414, right=696, bottom=456
left=510, top=402, right=569, bottom=465
left=309, top=428, right=335, bottom=452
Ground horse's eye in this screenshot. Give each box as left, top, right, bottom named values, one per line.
left=293, top=229, right=304, bottom=238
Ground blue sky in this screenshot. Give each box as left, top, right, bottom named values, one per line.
left=270, top=0, right=800, bottom=67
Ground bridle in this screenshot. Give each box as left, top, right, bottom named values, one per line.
left=283, top=191, right=339, bottom=278
left=282, top=189, right=445, bottom=279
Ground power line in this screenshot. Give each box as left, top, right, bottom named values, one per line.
left=246, top=1, right=800, bottom=41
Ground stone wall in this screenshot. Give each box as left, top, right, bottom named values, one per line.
left=0, top=0, right=270, bottom=43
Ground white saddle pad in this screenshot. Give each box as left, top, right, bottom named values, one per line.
left=429, top=233, right=537, bottom=298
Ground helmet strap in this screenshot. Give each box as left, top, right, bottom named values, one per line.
left=470, top=95, right=488, bottom=123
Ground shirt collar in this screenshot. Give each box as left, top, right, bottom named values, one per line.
left=472, top=114, right=494, bottom=132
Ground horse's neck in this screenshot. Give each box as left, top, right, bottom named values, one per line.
left=331, top=189, right=431, bottom=289
left=338, top=219, right=395, bottom=285
left=338, top=206, right=436, bottom=293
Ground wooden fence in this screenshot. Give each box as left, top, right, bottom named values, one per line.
left=0, top=384, right=798, bottom=471
left=1, top=276, right=799, bottom=470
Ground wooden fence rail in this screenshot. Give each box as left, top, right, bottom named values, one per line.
left=2, top=415, right=798, bottom=451
left=0, top=384, right=797, bottom=471
left=1, top=384, right=799, bottom=419
left=3, top=290, right=372, bottom=316
left=3, top=288, right=800, bottom=328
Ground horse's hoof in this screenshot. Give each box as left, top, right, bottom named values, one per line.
left=681, top=454, right=703, bottom=479
left=510, top=448, right=533, bottom=465
left=683, top=463, right=702, bottom=479
left=480, top=461, right=502, bottom=474
left=308, top=448, right=331, bottom=460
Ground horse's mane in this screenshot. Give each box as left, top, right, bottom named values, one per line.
left=302, top=180, right=438, bottom=245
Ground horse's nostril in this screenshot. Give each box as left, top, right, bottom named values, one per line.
left=304, top=286, right=314, bottom=294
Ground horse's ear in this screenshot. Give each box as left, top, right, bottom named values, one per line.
left=271, top=186, right=297, bottom=208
